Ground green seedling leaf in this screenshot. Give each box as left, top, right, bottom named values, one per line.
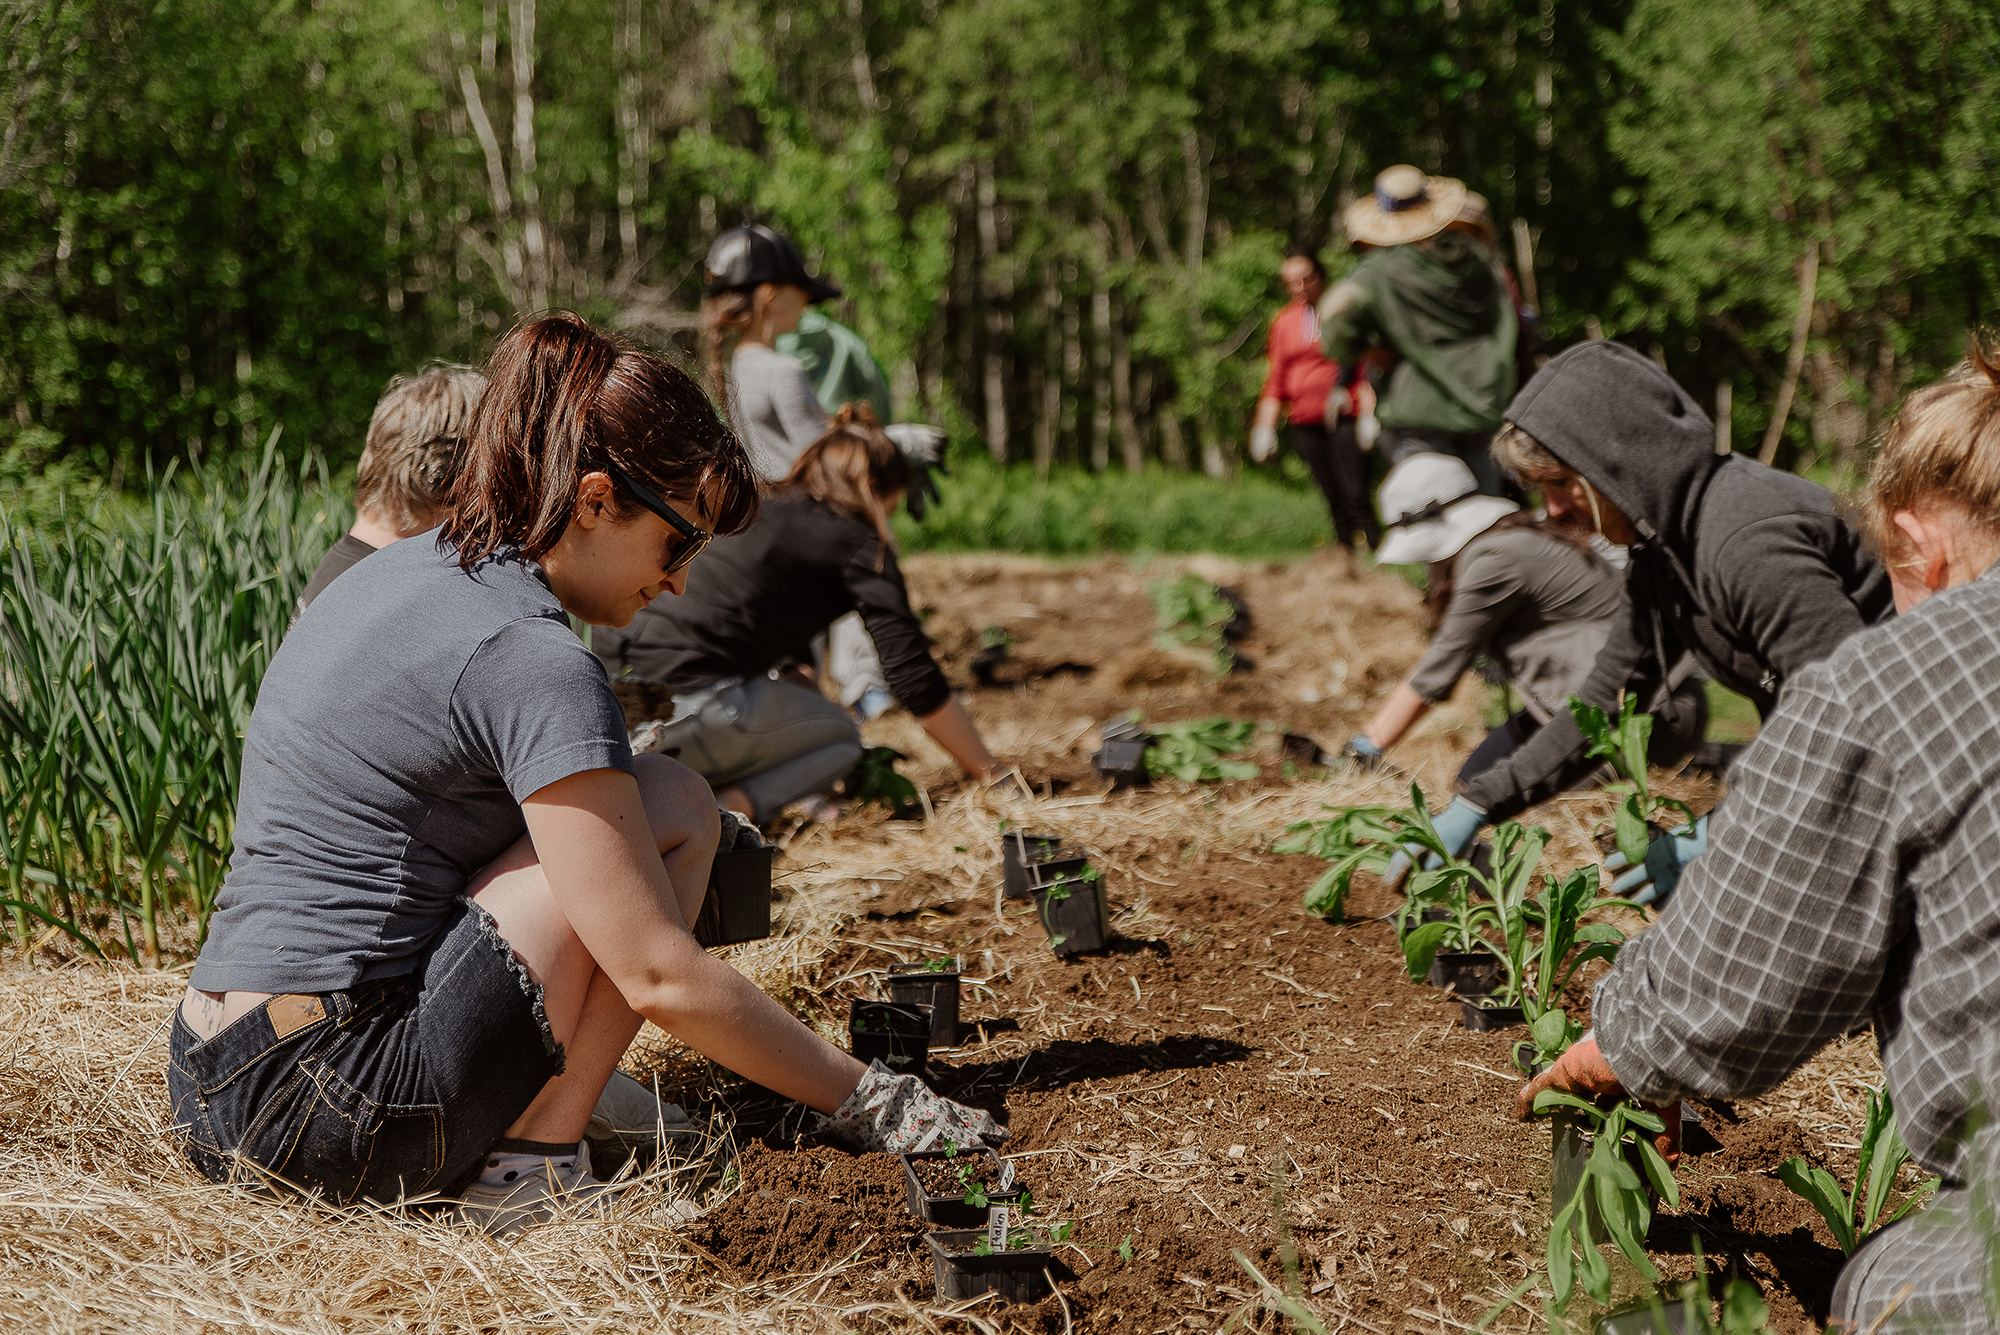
left=1721, top=1277, right=1771, bottom=1334
left=1615, top=794, right=1651, bottom=867
left=1636, top=1136, right=1680, bottom=1210
left=1117, top=1234, right=1134, bottom=1261
left=1399, top=919, right=1452, bottom=982
left=1777, top=1156, right=1856, bottom=1254
left=1531, top=1089, right=1608, bottom=1120
left=1049, top=1221, right=1073, bottom=1243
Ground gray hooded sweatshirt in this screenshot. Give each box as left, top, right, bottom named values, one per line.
left=1458, top=340, right=1893, bottom=822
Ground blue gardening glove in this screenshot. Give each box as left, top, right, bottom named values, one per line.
left=1382, top=797, right=1485, bottom=887
left=1606, top=815, right=1708, bottom=906
left=1343, top=733, right=1385, bottom=772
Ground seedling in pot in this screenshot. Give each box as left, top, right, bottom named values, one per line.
left=1149, top=574, right=1241, bottom=675
left=1776, top=1087, right=1936, bottom=1254
left=1093, top=712, right=1153, bottom=787
left=848, top=999, right=933, bottom=1081
left=1518, top=864, right=1629, bottom=1070
left=887, top=956, right=963, bottom=1046
left=1031, top=862, right=1109, bottom=956
left=971, top=626, right=1014, bottom=688
left=926, top=1193, right=1070, bottom=1304
left=1529, top=1088, right=1679, bottom=1307
left=901, top=1139, right=1021, bottom=1226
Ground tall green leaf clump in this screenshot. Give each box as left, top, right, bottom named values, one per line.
left=0, top=440, right=345, bottom=961
left=1568, top=693, right=1697, bottom=865
left=1776, top=1088, right=1936, bottom=1254
left=1149, top=575, right=1239, bottom=675
left=1143, top=717, right=1260, bottom=784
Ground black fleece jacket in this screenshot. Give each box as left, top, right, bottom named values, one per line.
left=1459, top=340, right=1893, bottom=822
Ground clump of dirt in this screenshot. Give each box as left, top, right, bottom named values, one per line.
left=689, top=1146, right=925, bottom=1290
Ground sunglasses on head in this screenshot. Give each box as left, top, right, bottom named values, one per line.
left=601, top=460, right=713, bottom=577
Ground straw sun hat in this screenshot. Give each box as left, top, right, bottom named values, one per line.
left=1373, top=452, right=1519, bottom=566
left=1342, top=165, right=1469, bottom=248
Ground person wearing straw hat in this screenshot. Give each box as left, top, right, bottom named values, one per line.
left=1318, top=165, right=1517, bottom=497
left=1346, top=452, right=1704, bottom=786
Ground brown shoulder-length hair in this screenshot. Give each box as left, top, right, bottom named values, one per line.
left=777, top=403, right=911, bottom=569
left=1422, top=510, right=1600, bottom=632
left=442, top=313, right=758, bottom=569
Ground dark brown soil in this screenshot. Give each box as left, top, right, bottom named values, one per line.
left=912, top=1153, right=1009, bottom=1199
left=630, top=555, right=1848, bottom=1332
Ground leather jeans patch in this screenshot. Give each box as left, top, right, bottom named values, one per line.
left=268, top=994, right=326, bottom=1039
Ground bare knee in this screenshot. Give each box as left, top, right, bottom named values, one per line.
left=632, top=752, right=722, bottom=854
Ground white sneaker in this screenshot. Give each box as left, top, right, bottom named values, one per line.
left=453, top=1140, right=618, bottom=1237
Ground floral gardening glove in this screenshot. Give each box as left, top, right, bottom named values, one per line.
left=818, top=1060, right=1007, bottom=1154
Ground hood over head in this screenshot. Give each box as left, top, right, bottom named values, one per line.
left=1504, top=341, right=1718, bottom=552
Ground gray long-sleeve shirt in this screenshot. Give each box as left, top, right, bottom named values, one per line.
left=731, top=343, right=829, bottom=481
left=1405, top=525, right=1621, bottom=721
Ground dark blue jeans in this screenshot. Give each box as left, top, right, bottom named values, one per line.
left=167, top=899, right=563, bottom=1207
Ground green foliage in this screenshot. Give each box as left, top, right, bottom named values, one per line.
left=1149, top=575, right=1239, bottom=674
left=895, top=453, right=1332, bottom=559
left=1521, top=867, right=1628, bottom=1068
left=1776, top=1088, right=1936, bottom=1254
left=1142, top=717, right=1260, bottom=783
left=0, top=440, right=347, bottom=960
left=841, top=746, right=920, bottom=815
left=920, top=954, right=955, bottom=974
left=1273, top=805, right=1400, bottom=922
left=1569, top=693, right=1697, bottom=866
left=1530, top=1091, right=1681, bottom=1308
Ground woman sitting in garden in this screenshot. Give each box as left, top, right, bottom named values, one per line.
left=1345, top=450, right=1704, bottom=785
left=593, top=402, right=1009, bottom=825
left=170, top=314, right=1002, bottom=1236
left=1400, top=339, right=1892, bottom=901
left=1520, top=341, right=2000, bottom=1332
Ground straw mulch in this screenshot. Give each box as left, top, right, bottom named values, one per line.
left=0, top=551, right=1887, bottom=1333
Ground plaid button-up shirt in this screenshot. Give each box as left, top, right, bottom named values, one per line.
left=1595, top=564, right=2000, bottom=1186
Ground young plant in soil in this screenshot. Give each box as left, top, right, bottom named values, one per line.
left=1033, top=863, right=1107, bottom=954
left=1569, top=693, right=1698, bottom=867
left=839, top=745, right=921, bottom=818
left=1149, top=573, right=1240, bottom=674
left=1143, top=717, right=1261, bottom=783
left=1776, top=1087, right=1937, bottom=1254
left=1528, top=1088, right=1680, bottom=1308
left=1517, top=864, right=1629, bottom=1069
left=1274, top=802, right=1401, bottom=921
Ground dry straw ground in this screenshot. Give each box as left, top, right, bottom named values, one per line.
left=0, top=553, right=1891, bottom=1333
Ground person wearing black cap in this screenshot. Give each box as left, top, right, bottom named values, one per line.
left=701, top=224, right=844, bottom=480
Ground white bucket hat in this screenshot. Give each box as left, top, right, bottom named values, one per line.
left=1373, top=453, right=1519, bottom=565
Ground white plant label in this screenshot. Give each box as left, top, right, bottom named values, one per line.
left=987, top=1203, right=1009, bottom=1252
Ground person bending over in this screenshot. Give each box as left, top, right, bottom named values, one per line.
left=1348, top=452, right=1703, bottom=785
left=294, top=363, right=485, bottom=616
left=1397, top=340, right=1891, bottom=901
left=171, top=315, right=1000, bottom=1237
left=1518, top=341, right=2000, bottom=1333
left=594, top=404, right=1007, bottom=824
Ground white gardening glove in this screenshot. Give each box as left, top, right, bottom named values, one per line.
left=1249, top=424, right=1279, bottom=462
left=883, top=423, right=946, bottom=465
left=818, top=1060, right=1007, bottom=1153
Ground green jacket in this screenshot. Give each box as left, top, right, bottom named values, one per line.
left=776, top=310, right=892, bottom=423
left=1319, top=234, right=1516, bottom=434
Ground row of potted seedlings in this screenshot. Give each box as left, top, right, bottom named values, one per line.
left=1001, top=828, right=1112, bottom=956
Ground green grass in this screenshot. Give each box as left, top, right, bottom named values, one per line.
left=895, top=451, right=1333, bottom=558
left=1704, top=680, right=1760, bottom=743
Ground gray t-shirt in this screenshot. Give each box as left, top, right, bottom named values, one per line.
left=731, top=343, right=829, bottom=481
left=192, top=533, right=634, bottom=994
left=1406, top=525, right=1622, bottom=721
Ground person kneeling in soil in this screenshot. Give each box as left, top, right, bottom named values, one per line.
left=293, top=362, right=486, bottom=619
left=594, top=403, right=1007, bottom=825
left=1346, top=451, right=1704, bottom=784
left=1392, top=340, right=1892, bottom=902
left=170, top=315, right=1001, bottom=1236
left=1519, top=342, right=2000, bottom=1333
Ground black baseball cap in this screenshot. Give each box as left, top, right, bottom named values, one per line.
left=703, top=224, right=843, bottom=303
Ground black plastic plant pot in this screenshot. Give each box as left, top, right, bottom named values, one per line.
left=926, top=1229, right=1054, bottom=1304
left=1031, top=873, right=1109, bottom=956
left=849, top=1000, right=933, bottom=1081
left=1001, top=831, right=1065, bottom=901
left=900, top=1148, right=1022, bottom=1226
left=1092, top=738, right=1150, bottom=787
left=971, top=643, right=1009, bottom=688
left=887, top=962, right=962, bottom=1047
left=1427, top=951, right=1502, bottom=997
left=692, top=845, right=776, bottom=947
left=1594, top=1298, right=1694, bottom=1335
left=1460, top=999, right=1526, bottom=1031
left=1419, top=907, right=1451, bottom=925
left=1551, top=1108, right=1658, bottom=1235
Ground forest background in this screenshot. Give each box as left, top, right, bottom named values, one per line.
left=4, top=0, right=1999, bottom=517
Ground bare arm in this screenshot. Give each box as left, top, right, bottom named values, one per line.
left=520, top=768, right=865, bottom=1113
left=918, top=696, right=1005, bottom=780
left=1363, top=682, right=1432, bottom=751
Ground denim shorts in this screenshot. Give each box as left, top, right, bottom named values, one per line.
left=167, top=898, right=564, bottom=1207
